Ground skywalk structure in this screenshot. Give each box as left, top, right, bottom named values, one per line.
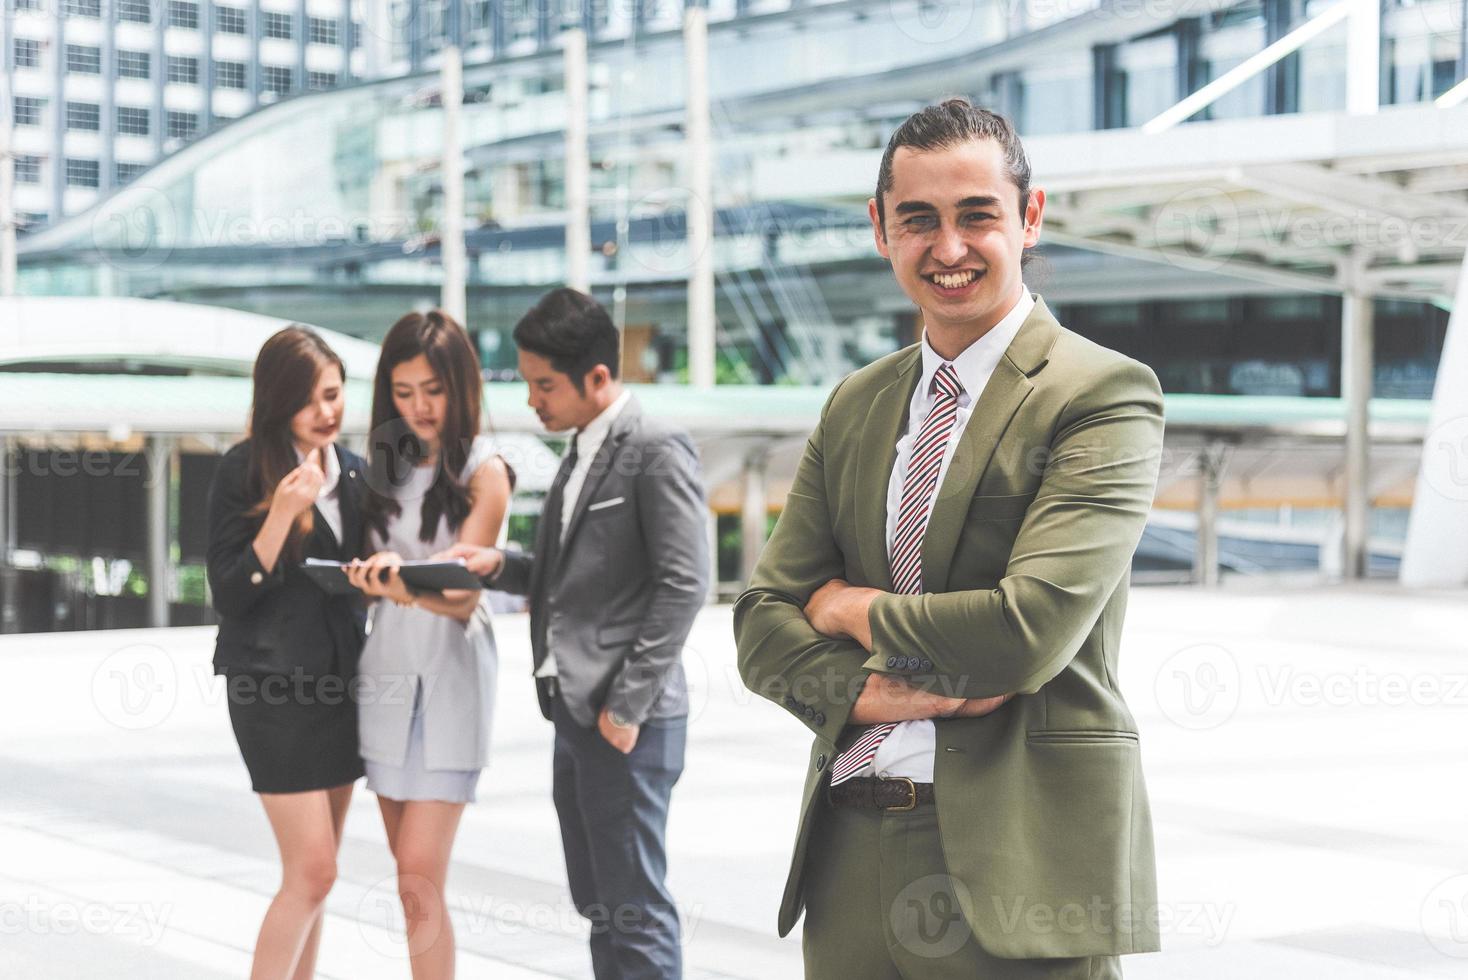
left=5, top=0, right=1468, bottom=628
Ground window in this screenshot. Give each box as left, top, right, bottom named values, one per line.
left=65, top=44, right=101, bottom=75
left=263, top=12, right=293, bottom=39
left=116, top=106, right=150, bottom=136
left=65, top=101, right=100, bottom=131
left=117, top=0, right=151, bottom=22
left=167, top=55, right=199, bottom=85
left=166, top=110, right=198, bottom=139
left=14, top=155, right=43, bottom=184
left=167, top=0, right=199, bottom=29
left=116, top=50, right=151, bottom=79
left=307, top=70, right=338, bottom=90
left=216, top=5, right=246, bottom=34
left=16, top=212, right=48, bottom=231
left=308, top=16, right=338, bottom=44
left=13, top=38, right=41, bottom=69
left=14, top=96, right=46, bottom=127
left=262, top=65, right=293, bottom=93
left=215, top=61, right=246, bottom=89
left=115, top=162, right=148, bottom=185
left=65, top=159, right=100, bottom=187
left=62, top=0, right=101, bottom=16
left=15, top=0, right=43, bottom=10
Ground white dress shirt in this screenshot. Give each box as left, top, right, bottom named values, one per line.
left=536, top=388, right=632, bottom=678
left=293, top=441, right=342, bottom=545
left=861, top=286, right=1035, bottom=783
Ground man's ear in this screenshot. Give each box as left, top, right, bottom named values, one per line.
left=1023, top=187, right=1046, bottom=249
left=869, top=198, right=890, bottom=260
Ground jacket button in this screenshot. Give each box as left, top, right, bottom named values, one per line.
left=804, top=706, right=815, bottom=719
left=815, top=712, right=826, bottom=726
left=816, top=754, right=827, bottom=770
left=921, top=659, right=933, bottom=672
left=250, top=571, right=263, bottom=585
left=886, top=656, right=898, bottom=669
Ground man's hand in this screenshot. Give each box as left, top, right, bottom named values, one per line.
left=950, top=693, right=1015, bottom=718
left=804, top=579, right=880, bottom=651
left=436, top=543, right=503, bottom=579
left=598, top=707, right=639, bottom=754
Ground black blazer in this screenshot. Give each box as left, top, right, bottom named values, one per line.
left=206, top=440, right=367, bottom=677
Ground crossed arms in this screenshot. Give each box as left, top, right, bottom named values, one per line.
left=732, top=360, right=1164, bottom=743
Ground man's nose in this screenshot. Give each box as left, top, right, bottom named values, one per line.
left=932, top=225, right=967, bottom=265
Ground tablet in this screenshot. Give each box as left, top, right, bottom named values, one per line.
left=397, top=559, right=483, bottom=592
left=301, top=558, right=361, bottom=596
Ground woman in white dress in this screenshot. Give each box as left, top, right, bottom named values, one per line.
left=346, top=309, right=513, bottom=979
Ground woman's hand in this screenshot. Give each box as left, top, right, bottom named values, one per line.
left=346, top=551, right=414, bottom=605
left=269, top=457, right=325, bottom=522
left=435, top=543, right=502, bottom=579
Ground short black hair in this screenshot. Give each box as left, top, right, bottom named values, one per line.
left=875, top=98, right=1032, bottom=236
left=513, top=287, right=621, bottom=395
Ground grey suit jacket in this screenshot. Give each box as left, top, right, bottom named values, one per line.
left=495, top=395, right=711, bottom=727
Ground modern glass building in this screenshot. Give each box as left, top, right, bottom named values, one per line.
left=3, top=0, right=365, bottom=230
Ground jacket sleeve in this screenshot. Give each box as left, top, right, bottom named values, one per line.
left=491, top=548, right=534, bottom=596
left=864, top=359, right=1165, bottom=696
left=732, top=380, right=869, bottom=745
left=603, top=430, right=711, bottom=725
left=206, top=453, right=286, bottom=619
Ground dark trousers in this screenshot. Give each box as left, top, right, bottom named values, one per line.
left=552, top=697, right=686, bottom=980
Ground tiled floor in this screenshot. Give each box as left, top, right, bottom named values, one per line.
left=1, top=583, right=1464, bottom=977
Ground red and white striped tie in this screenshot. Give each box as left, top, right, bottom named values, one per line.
left=828, top=362, right=964, bottom=786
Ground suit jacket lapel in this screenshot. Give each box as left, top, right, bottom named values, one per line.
left=332, top=444, right=361, bottom=559
left=920, top=298, right=1061, bottom=593
left=556, top=395, right=640, bottom=572
left=854, top=348, right=923, bottom=591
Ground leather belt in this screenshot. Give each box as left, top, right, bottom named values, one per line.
left=827, top=776, right=934, bottom=811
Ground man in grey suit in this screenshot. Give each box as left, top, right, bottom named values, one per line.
left=444, top=287, right=709, bottom=980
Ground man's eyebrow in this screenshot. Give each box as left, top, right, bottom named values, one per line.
left=893, top=200, right=937, bottom=215
left=957, top=196, right=1002, bottom=209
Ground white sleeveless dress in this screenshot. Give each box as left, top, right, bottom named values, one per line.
left=358, top=436, right=502, bottom=803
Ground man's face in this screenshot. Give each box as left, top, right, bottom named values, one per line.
left=518, top=348, right=599, bottom=433
left=870, top=138, right=1044, bottom=335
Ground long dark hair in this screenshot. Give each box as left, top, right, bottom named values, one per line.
left=362, top=309, right=484, bottom=544
left=245, top=326, right=345, bottom=562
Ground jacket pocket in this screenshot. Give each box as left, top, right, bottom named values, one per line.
left=1026, top=729, right=1140, bottom=745
left=597, top=621, right=641, bottom=646
left=967, top=491, right=1034, bottom=522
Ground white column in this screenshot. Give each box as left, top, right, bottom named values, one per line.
left=1194, top=442, right=1226, bottom=586
left=1341, top=289, right=1374, bottom=580
left=440, top=45, right=467, bottom=325
left=683, top=3, right=715, bottom=389
left=0, top=70, right=16, bottom=297
left=1346, top=0, right=1380, bottom=115
left=145, top=436, right=173, bottom=629
left=1401, top=248, right=1468, bottom=585
left=740, top=446, right=768, bottom=589
left=564, top=28, right=591, bottom=294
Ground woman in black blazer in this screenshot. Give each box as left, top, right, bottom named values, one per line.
left=206, top=326, right=366, bottom=980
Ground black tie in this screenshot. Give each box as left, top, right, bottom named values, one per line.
left=540, top=433, right=579, bottom=574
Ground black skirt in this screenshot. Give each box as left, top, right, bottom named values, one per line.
left=225, top=668, right=364, bottom=794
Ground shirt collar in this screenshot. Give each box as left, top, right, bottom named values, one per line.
left=293, top=441, right=341, bottom=496
left=573, top=388, right=632, bottom=455
left=918, top=285, right=1035, bottom=403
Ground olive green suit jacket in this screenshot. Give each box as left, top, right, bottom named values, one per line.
left=733, top=297, right=1165, bottom=959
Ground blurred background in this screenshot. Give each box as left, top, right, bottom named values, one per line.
left=2, top=3, right=1468, bottom=977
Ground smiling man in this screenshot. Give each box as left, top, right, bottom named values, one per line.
left=734, top=100, right=1165, bottom=978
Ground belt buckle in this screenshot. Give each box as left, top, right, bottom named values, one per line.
left=880, top=775, right=918, bottom=812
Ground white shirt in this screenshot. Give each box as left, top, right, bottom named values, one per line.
left=294, top=442, right=342, bottom=545
left=536, top=389, right=633, bottom=678
left=862, top=286, right=1035, bottom=783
